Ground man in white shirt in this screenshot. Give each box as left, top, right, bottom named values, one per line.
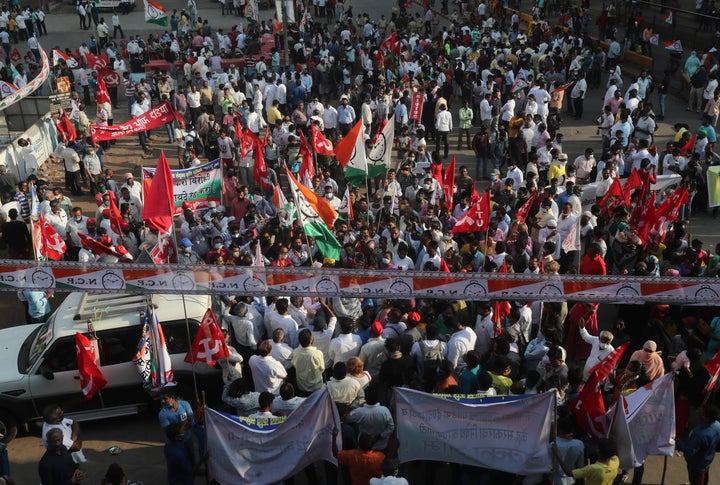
left=435, top=103, right=453, bottom=158
left=328, top=319, right=362, bottom=364
left=322, top=102, right=338, bottom=139
left=447, top=319, right=477, bottom=374
left=570, top=71, right=587, bottom=119
left=248, top=341, right=287, bottom=394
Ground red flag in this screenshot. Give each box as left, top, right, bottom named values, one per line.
left=234, top=120, right=244, bottom=144
left=634, top=191, right=656, bottom=242
left=623, top=169, right=642, bottom=206
left=39, top=214, right=67, bottom=261
left=75, top=332, right=107, bottom=399
left=597, top=177, right=624, bottom=208
left=679, top=136, right=696, bottom=157
left=142, top=151, right=175, bottom=232
left=310, top=124, right=335, bottom=156
left=704, top=349, right=720, bottom=393
left=54, top=110, right=77, bottom=143
left=108, top=195, right=128, bottom=236
left=242, top=130, right=270, bottom=191
left=95, top=76, right=111, bottom=105
left=84, top=52, right=109, bottom=70
left=491, top=261, right=512, bottom=334
left=571, top=342, right=629, bottom=438
left=239, top=127, right=254, bottom=161
left=149, top=228, right=174, bottom=263
left=78, top=232, right=122, bottom=257
left=298, top=131, right=316, bottom=187
left=10, top=48, right=20, bottom=62
left=379, top=32, right=400, bottom=55
left=647, top=185, right=689, bottom=244
left=443, top=156, right=455, bottom=212
left=184, top=309, right=229, bottom=366
left=572, top=370, right=607, bottom=439
left=439, top=257, right=451, bottom=273
left=515, top=191, right=539, bottom=222
left=452, top=190, right=491, bottom=233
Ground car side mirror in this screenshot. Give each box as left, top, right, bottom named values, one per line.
left=39, top=366, right=54, bottom=380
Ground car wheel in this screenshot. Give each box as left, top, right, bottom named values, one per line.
left=0, top=409, right=18, bottom=443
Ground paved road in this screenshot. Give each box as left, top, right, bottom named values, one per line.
left=2, top=0, right=720, bottom=483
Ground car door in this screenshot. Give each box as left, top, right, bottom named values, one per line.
left=94, top=326, right=151, bottom=409
left=28, top=336, right=103, bottom=419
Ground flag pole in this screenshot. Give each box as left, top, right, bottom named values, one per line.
left=181, top=293, right=200, bottom=404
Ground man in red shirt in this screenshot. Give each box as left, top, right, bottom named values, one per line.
left=332, top=431, right=384, bottom=485
left=580, top=243, right=607, bottom=275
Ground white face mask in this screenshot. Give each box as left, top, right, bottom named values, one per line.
left=325, top=193, right=333, bottom=200
left=599, top=342, right=609, bottom=350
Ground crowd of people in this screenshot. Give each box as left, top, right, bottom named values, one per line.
left=3, top=0, right=720, bottom=484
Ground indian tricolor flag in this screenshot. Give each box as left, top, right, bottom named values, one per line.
left=334, top=120, right=368, bottom=186
left=144, top=0, right=169, bottom=27
left=52, top=49, right=77, bottom=68
left=286, top=167, right=342, bottom=261
left=367, top=119, right=394, bottom=179
left=664, top=40, right=683, bottom=53
left=664, top=11, right=672, bottom=24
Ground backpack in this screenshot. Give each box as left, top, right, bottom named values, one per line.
left=420, top=339, right=445, bottom=386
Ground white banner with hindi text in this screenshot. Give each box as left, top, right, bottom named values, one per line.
left=206, top=388, right=340, bottom=485
left=395, top=388, right=554, bottom=474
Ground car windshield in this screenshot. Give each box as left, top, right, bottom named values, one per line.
left=27, top=317, right=55, bottom=370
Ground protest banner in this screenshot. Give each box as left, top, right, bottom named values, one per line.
left=143, top=158, right=222, bottom=214
left=409, top=92, right=424, bottom=121
left=206, top=388, right=340, bottom=485
left=89, top=101, right=176, bottom=142
left=395, top=388, right=554, bottom=474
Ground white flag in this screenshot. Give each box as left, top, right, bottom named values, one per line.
left=561, top=218, right=581, bottom=253
left=606, top=372, right=675, bottom=468
left=206, top=388, right=340, bottom=484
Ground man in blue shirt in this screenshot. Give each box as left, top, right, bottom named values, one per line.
left=24, top=289, right=53, bottom=323
left=677, top=404, right=720, bottom=485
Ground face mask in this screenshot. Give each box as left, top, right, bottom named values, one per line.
left=599, top=343, right=609, bottom=350
left=75, top=217, right=82, bottom=222
left=184, top=247, right=192, bottom=254
left=232, top=251, right=240, bottom=257
left=232, top=232, right=240, bottom=238
left=423, top=184, right=431, bottom=190
left=103, top=201, right=110, bottom=207
left=382, top=257, right=391, bottom=264
left=214, top=243, right=223, bottom=249
left=325, top=193, right=333, bottom=199
left=490, top=175, right=497, bottom=181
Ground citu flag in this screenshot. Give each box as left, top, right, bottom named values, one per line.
left=623, top=169, right=642, bottom=206
left=38, top=214, right=67, bottom=261
left=142, top=150, right=175, bottom=232
left=571, top=342, right=629, bottom=439
left=597, top=177, right=624, bottom=212
left=95, top=76, right=111, bottom=105
left=452, top=190, right=491, bottom=233
left=185, top=309, right=229, bottom=366
left=311, top=124, right=335, bottom=156
left=10, top=48, right=20, bottom=62
left=75, top=332, right=108, bottom=399
left=443, top=156, right=455, bottom=212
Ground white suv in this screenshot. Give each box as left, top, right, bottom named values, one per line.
left=0, top=292, right=218, bottom=442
